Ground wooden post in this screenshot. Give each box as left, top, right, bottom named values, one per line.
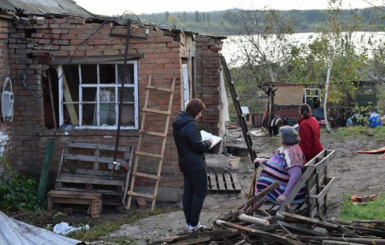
left=37, top=138, right=54, bottom=206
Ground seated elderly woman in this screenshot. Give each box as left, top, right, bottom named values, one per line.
left=253, top=126, right=306, bottom=203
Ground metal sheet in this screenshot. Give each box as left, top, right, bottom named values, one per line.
left=0, top=0, right=93, bottom=18
left=0, top=211, right=81, bottom=245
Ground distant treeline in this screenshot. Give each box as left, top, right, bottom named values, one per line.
left=134, top=7, right=385, bottom=35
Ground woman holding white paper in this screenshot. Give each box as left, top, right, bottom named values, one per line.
left=172, top=98, right=212, bottom=232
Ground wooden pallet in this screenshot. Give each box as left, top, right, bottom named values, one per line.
left=208, top=173, right=242, bottom=193
left=47, top=190, right=103, bottom=218
left=55, top=142, right=134, bottom=209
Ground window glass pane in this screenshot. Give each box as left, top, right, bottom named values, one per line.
left=82, top=104, right=96, bottom=126
left=99, top=87, right=116, bottom=126
left=120, top=104, right=135, bottom=126
left=100, top=87, right=116, bottom=102
left=81, top=65, right=97, bottom=84
left=63, top=65, right=80, bottom=87
left=100, top=103, right=116, bottom=126
left=82, top=87, right=97, bottom=102
left=100, top=64, right=116, bottom=84
left=117, top=64, right=134, bottom=84
left=118, top=87, right=134, bottom=103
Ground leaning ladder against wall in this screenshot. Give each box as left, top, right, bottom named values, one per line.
left=127, top=75, right=176, bottom=211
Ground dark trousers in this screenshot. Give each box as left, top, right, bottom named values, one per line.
left=183, top=169, right=208, bottom=227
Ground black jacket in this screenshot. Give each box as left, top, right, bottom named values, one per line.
left=172, top=111, right=211, bottom=173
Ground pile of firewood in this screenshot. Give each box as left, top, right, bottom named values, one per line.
left=153, top=183, right=385, bottom=245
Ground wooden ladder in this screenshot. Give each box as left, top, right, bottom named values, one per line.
left=127, top=75, right=176, bottom=211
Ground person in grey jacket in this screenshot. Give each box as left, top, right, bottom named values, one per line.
left=172, top=98, right=212, bottom=232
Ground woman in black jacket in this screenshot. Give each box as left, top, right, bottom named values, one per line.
left=172, top=98, right=212, bottom=232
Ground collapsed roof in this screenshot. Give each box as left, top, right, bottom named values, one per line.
left=0, top=0, right=93, bottom=18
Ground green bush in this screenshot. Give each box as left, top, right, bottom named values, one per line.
left=0, top=167, right=40, bottom=212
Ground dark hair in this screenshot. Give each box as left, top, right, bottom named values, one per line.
left=280, top=126, right=300, bottom=145
left=185, top=98, right=206, bottom=117
left=299, top=103, right=312, bottom=119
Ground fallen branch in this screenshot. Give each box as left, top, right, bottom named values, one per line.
left=215, top=219, right=303, bottom=245
left=238, top=182, right=279, bottom=211
left=298, top=235, right=385, bottom=245
left=152, top=230, right=239, bottom=244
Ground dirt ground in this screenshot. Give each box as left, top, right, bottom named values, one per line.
left=88, top=127, right=385, bottom=244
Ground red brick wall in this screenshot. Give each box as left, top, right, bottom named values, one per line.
left=6, top=16, right=222, bottom=190
left=195, top=35, right=222, bottom=135
left=0, top=19, right=15, bottom=169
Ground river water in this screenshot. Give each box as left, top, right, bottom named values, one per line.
left=222, top=32, right=385, bottom=67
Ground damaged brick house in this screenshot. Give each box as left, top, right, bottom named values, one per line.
left=0, top=0, right=227, bottom=204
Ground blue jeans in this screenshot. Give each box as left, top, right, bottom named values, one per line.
left=183, top=170, right=208, bottom=227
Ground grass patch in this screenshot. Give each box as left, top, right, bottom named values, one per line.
left=68, top=207, right=178, bottom=242
left=331, top=125, right=385, bottom=137
left=339, top=195, right=385, bottom=221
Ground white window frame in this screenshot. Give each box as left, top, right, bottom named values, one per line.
left=58, top=61, right=139, bottom=130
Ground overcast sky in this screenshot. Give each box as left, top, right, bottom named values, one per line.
left=74, top=0, right=379, bottom=16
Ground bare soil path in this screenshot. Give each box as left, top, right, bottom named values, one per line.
left=95, top=128, right=385, bottom=244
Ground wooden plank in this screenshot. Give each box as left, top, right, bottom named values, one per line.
left=63, top=168, right=126, bottom=178
left=135, top=151, right=162, bottom=159
left=146, top=84, right=174, bottom=93
left=224, top=173, right=233, bottom=190
left=278, top=221, right=328, bottom=236
left=304, top=150, right=327, bottom=166
left=55, top=187, right=121, bottom=195
left=64, top=153, right=128, bottom=165
left=139, top=129, right=167, bottom=137
left=50, top=197, right=91, bottom=205
left=142, top=107, right=170, bottom=115
left=209, top=174, right=218, bottom=190
left=310, top=177, right=336, bottom=203
left=217, top=173, right=226, bottom=190
left=62, top=73, right=79, bottom=124
left=65, top=141, right=132, bottom=152
left=134, top=171, right=161, bottom=180
left=216, top=219, right=302, bottom=245
left=315, top=150, right=335, bottom=173
left=122, top=149, right=134, bottom=208
left=280, top=212, right=341, bottom=230
left=231, top=173, right=242, bottom=191
left=47, top=73, right=57, bottom=129
left=93, top=149, right=100, bottom=171
left=127, top=191, right=154, bottom=199
left=48, top=54, right=143, bottom=65
left=57, top=173, right=124, bottom=186
left=49, top=190, right=102, bottom=198
left=279, top=165, right=316, bottom=212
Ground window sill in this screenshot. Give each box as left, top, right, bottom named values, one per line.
left=38, top=128, right=140, bottom=137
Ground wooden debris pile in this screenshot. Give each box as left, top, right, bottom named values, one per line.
left=153, top=182, right=385, bottom=245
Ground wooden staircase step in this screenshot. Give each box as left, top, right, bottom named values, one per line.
left=127, top=191, right=155, bottom=200
left=143, top=108, right=170, bottom=115
left=146, top=84, right=174, bottom=93
left=134, top=171, right=161, bottom=180
left=139, top=129, right=167, bottom=137
left=135, top=151, right=163, bottom=159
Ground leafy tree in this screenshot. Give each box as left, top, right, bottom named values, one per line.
left=222, top=8, right=296, bottom=116
left=287, top=0, right=371, bottom=128
left=194, top=11, right=201, bottom=22
left=165, top=11, right=170, bottom=23
left=167, top=15, right=180, bottom=28
left=224, top=8, right=295, bottom=84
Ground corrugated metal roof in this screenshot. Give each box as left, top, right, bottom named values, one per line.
left=0, top=211, right=82, bottom=245
left=0, top=0, right=93, bottom=18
